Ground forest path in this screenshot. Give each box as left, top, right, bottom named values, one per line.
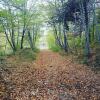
left=1, top=51, right=100, bottom=100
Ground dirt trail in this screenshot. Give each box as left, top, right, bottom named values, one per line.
left=0, top=51, right=100, bottom=100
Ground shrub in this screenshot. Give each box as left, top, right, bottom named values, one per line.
left=47, top=33, right=61, bottom=52
left=13, top=48, right=37, bottom=62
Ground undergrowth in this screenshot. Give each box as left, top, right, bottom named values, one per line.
left=47, top=33, right=61, bottom=52
left=7, top=48, right=38, bottom=62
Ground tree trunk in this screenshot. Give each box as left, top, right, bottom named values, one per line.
left=11, top=29, right=16, bottom=51
left=20, top=29, right=25, bottom=49
left=28, top=30, right=34, bottom=50
left=83, top=0, right=90, bottom=58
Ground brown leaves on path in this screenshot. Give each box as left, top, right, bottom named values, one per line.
left=0, top=50, right=100, bottom=100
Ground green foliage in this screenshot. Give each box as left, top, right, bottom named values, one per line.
left=14, top=48, right=37, bottom=61
left=0, top=50, right=5, bottom=57
left=47, top=33, right=61, bottom=52
left=97, top=9, right=100, bottom=23
left=68, top=34, right=85, bottom=50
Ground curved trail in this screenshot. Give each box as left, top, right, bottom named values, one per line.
left=1, top=51, right=100, bottom=100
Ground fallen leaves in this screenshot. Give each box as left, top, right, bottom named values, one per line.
left=0, top=51, right=100, bottom=100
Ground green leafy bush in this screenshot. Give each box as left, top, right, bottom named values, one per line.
left=47, top=33, right=61, bottom=52
left=14, top=48, right=37, bottom=61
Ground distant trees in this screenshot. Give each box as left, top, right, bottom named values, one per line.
left=46, top=0, right=70, bottom=52
left=0, top=0, right=41, bottom=52
left=45, top=0, right=100, bottom=62
left=0, top=9, right=17, bottom=51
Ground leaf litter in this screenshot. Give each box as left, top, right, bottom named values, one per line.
left=0, top=51, right=100, bottom=100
